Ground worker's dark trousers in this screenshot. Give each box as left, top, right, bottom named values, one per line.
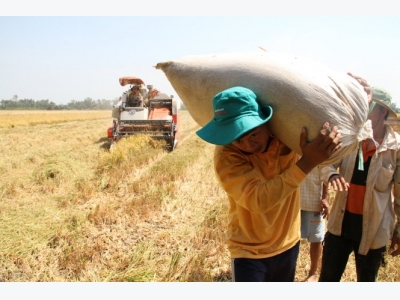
left=232, top=241, right=299, bottom=282
left=319, top=231, right=386, bottom=282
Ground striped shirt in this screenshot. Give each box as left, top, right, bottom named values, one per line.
left=300, top=166, right=323, bottom=212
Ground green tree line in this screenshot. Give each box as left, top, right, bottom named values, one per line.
left=0, top=96, right=115, bottom=110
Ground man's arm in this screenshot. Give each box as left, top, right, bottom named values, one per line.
left=214, top=145, right=306, bottom=214
left=320, top=183, right=330, bottom=219
left=390, top=157, right=400, bottom=256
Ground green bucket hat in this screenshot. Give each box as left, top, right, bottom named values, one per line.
left=196, top=86, right=273, bottom=145
left=371, top=86, right=397, bottom=118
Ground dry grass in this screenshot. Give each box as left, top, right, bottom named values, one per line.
left=0, top=110, right=398, bottom=282
left=0, top=110, right=111, bottom=128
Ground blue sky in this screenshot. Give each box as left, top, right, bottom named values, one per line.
left=1, top=11, right=400, bottom=107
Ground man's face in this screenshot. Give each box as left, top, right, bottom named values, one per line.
left=231, top=123, right=271, bottom=154
left=368, top=103, right=387, bottom=129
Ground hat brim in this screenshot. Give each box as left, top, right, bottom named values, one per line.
left=372, top=98, right=398, bottom=118
left=196, top=105, right=273, bottom=145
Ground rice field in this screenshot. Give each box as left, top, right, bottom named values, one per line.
left=0, top=110, right=399, bottom=283
left=0, top=110, right=111, bottom=128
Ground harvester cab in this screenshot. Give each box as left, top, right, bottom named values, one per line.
left=107, top=76, right=179, bottom=151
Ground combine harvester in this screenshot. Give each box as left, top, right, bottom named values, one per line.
left=107, top=76, right=179, bottom=151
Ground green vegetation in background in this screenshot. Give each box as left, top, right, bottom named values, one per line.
left=1, top=96, right=114, bottom=110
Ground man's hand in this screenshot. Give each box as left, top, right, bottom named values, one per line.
left=390, top=236, right=400, bottom=256
left=328, top=174, right=349, bottom=192
left=320, top=198, right=330, bottom=219
left=296, top=122, right=342, bottom=174
left=389, top=236, right=400, bottom=256
left=347, top=72, right=372, bottom=103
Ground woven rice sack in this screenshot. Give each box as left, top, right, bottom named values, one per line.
left=156, top=51, right=371, bottom=165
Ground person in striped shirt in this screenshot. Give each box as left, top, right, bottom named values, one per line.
left=300, top=166, right=329, bottom=282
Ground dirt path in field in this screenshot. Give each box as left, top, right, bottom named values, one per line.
left=176, top=110, right=201, bottom=146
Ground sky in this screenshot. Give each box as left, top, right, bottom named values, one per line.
left=1, top=3, right=400, bottom=108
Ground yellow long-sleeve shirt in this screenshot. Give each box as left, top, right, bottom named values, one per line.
left=214, top=136, right=306, bottom=259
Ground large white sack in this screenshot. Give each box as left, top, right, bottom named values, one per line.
left=156, top=51, right=371, bottom=165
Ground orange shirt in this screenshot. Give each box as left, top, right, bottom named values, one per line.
left=214, top=136, right=306, bottom=259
